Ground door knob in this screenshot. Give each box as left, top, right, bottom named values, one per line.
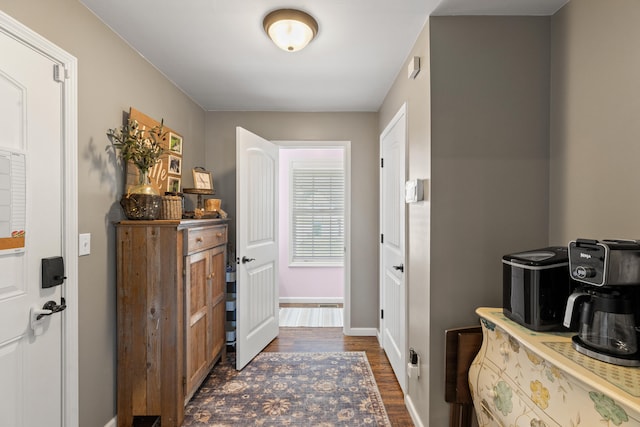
left=393, top=264, right=404, bottom=273
left=31, top=298, right=67, bottom=334
left=242, top=256, right=255, bottom=264
left=37, top=298, right=67, bottom=320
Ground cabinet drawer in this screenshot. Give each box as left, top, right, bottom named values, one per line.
left=186, top=225, right=227, bottom=254
left=473, top=361, right=560, bottom=427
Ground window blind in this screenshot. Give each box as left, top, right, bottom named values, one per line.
left=292, top=167, right=344, bottom=264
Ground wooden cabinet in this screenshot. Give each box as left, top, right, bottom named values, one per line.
left=116, top=219, right=227, bottom=427
left=470, top=308, right=640, bottom=426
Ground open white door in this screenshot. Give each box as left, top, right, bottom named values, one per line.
left=380, top=103, right=407, bottom=392
left=236, top=127, right=279, bottom=370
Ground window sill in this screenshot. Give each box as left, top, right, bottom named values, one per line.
left=288, top=262, right=344, bottom=268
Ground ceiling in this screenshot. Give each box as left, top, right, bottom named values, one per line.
left=80, top=0, right=568, bottom=112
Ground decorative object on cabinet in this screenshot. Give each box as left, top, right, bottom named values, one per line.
left=169, top=132, right=183, bottom=155
left=469, top=308, right=640, bottom=427
left=445, top=326, right=482, bottom=427
left=205, top=198, right=221, bottom=212
left=116, top=219, right=228, bottom=427
left=127, top=108, right=183, bottom=195
left=205, top=198, right=228, bottom=219
left=192, top=167, right=214, bottom=191
left=168, top=155, right=182, bottom=175
left=166, top=176, right=181, bottom=194
left=107, top=108, right=185, bottom=220
left=119, top=192, right=162, bottom=220
left=160, top=194, right=183, bottom=220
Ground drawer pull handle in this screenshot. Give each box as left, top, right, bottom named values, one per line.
left=196, top=237, right=203, bottom=243
left=216, top=232, right=223, bottom=237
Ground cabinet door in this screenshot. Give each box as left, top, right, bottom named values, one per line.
left=185, top=250, right=211, bottom=398
left=209, top=246, right=226, bottom=361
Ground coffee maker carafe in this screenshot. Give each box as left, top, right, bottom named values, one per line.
left=563, top=239, right=640, bottom=366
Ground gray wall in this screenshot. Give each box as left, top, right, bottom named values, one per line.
left=380, top=16, right=551, bottom=426
left=430, top=16, right=551, bottom=425
left=0, top=0, right=206, bottom=425
left=205, top=112, right=379, bottom=328
left=550, top=0, right=640, bottom=244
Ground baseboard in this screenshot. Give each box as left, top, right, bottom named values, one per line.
left=405, top=394, right=425, bottom=427
left=104, top=416, right=117, bottom=427
left=279, top=297, right=344, bottom=304
left=343, top=326, right=377, bottom=336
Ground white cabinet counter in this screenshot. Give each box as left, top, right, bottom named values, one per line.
left=469, top=307, right=640, bottom=426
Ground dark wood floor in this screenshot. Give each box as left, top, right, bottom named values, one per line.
left=264, top=327, right=415, bottom=426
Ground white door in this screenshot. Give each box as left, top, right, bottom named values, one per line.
left=0, top=15, right=76, bottom=427
left=236, top=127, right=279, bottom=370
left=380, top=104, right=407, bottom=392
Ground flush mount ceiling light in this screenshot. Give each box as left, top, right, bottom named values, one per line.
left=263, top=9, right=318, bottom=52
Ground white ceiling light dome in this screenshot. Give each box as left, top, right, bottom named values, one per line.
left=263, top=9, right=319, bottom=52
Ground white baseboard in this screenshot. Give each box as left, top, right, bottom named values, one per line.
left=343, top=327, right=377, bottom=336
left=279, top=297, right=344, bottom=305
left=104, top=416, right=117, bottom=427
left=405, top=394, right=425, bottom=427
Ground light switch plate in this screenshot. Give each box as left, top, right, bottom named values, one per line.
left=79, top=233, right=91, bottom=256
left=405, top=179, right=424, bottom=203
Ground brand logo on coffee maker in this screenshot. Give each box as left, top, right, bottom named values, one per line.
left=580, top=252, right=592, bottom=259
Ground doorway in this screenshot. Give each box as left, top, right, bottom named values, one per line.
left=277, top=143, right=349, bottom=329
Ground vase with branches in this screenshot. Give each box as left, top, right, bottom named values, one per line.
left=108, top=117, right=167, bottom=219
left=107, top=118, right=167, bottom=195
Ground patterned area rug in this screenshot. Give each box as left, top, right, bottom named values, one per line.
left=279, top=307, right=344, bottom=327
left=184, top=352, right=391, bottom=426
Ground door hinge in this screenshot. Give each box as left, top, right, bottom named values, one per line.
left=53, top=64, right=68, bottom=82
left=380, top=234, right=384, bottom=244
left=380, top=158, right=384, bottom=168
left=381, top=309, right=384, bottom=319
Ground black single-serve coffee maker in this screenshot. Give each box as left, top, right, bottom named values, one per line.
left=563, top=238, right=640, bottom=366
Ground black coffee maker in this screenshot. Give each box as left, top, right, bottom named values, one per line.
left=563, top=239, right=640, bottom=366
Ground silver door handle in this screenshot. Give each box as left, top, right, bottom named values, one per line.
left=242, top=256, right=255, bottom=264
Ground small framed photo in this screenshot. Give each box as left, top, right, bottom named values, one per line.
left=167, top=176, right=181, bottom=193
left=169, top=133, right=183, bottom=155
left=193, top=168, right=213, bottom=191
left=168, top=155, right=182, bottom=175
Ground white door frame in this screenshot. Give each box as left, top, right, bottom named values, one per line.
left=276, top=141, right=352, bottom=334
left=0, top=11, right=79, bottom=427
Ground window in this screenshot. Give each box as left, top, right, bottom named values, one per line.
left=291, top=162, right=344, bottom=265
